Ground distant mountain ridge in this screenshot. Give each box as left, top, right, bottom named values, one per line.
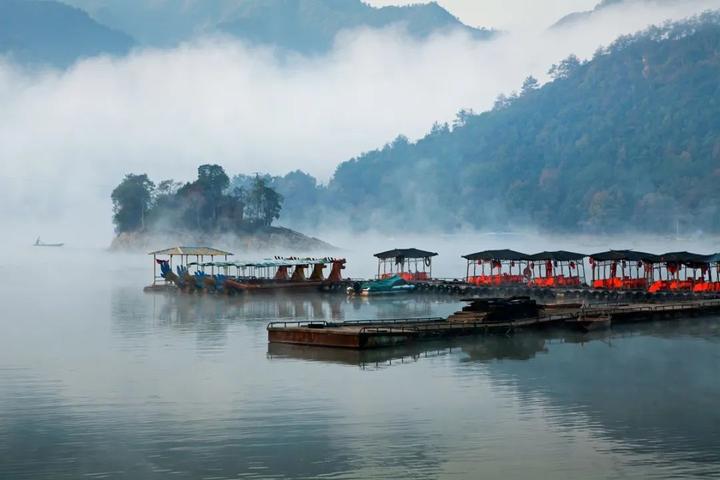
left=1, top=0, right=492, bottom=67
left=217, top=0, right=493, bottom=53
left=0, top=0, right=134, bottom=67
left=7, top=0, right=491, bottom=66
left=552, top=0, right=691, bottom=29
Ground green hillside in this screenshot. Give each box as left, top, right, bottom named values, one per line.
left=316, top=13, right=720, bottom=234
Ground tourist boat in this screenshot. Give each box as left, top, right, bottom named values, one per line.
left=148, top=247, right=234, bottom=290
left=647, top=252, right=715, bottom=293
left=693, top=253, right=720, bottom=292
left=33, top=237, right=64, bottom=247
left=347, top=275, right=416, bottom=296
left=527, top=251, right=587, bottom=288
left=589, top=250, right=658, bottom=291
left=221, top=258, right=346, bottom=294
left=463, top=249, right=531, bottom=286
left=373, top=248, right=437, bottom=281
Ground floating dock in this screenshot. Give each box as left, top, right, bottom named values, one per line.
left=267, top=298, right=720, bottom=349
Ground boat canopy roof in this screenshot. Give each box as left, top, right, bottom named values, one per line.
left=374, top=248, right=438, bottom=260
left=463, top=249, right=530, bottom=261
left=188, top=261, right=236, bottom=268
left=528, top=251, right=586, bottom=261
left=149, top=246, right=233, bottom=256
left=657, top=252, right=711, bottom=263
left=188, top=257, right=343, bottom=268
left=589, top=250, right=659, bottom=262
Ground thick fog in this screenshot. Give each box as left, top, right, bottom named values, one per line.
left=2, top=0, right=720, bottom=248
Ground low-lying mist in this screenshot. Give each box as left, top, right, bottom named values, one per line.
left=2, top=0, right=720, bottom=249
left=4, top=230, right=719, bottom=286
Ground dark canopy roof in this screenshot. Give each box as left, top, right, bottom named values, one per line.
left=589, top=250, right=659, bottom=262
left=374, top=248, right=438, bottom=260
left=658, top=252, right=711, bottom=263
left=709, top=253, right=720, bottom=263
left=528, top=251, right=586, bottom=261
left=463, top=249, right=530, bottom=261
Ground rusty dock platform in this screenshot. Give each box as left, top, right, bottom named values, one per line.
left=267, top=316, right=566, bottom=349
left=267, top=298, right=720, bottom=349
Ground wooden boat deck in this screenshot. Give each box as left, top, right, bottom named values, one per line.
left=268, top=299, right=720, bottom=349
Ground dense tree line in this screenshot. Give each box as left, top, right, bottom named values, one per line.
left=111, top=165, right=283, bottom=234
left=321, top=12, right=720, bottom=234
left=230, top=170, right=325, bottom=227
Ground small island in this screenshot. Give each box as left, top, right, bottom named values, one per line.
left=110, top=164, right=333, bottom=252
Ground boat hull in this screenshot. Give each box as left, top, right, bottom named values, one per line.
left=358, top=287, right=416, bottom=297
left=225, top=279, right=328, bottom=294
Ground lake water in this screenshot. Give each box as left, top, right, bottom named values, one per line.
left=1, top=248, right=719, bottom=479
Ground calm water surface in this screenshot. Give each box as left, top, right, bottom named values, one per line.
left=1, top=249, right=719, bottom=479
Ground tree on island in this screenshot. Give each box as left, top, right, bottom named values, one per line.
left=110, top=165, right=283, bottom=235
left=196, top=163, right=230, bottom=225
left=245, top=175, right=283, bottom=226
left=111, top=174, right=154, bottom=233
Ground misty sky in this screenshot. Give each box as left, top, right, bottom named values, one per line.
left=3, top=0, right=720, bottom=245
left=366, top=0, right=599, bottom=30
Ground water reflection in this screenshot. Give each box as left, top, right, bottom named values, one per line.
left=477, top=320, right=720, bottom=475
left=129, top=290, right=460, bottom=328
left=2, top=267, right=720, bottom=479
left=267, top=320, right=720, bottom=477
left=0, top=371, right=359, bottom=480
left=268, top=341, right=460, bottom=369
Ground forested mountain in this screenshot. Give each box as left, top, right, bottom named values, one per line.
left=269, top=13, right=720, bottom=234
left=552, top=0, right=707, bottom=29
left=0, top=0, right=134, bottom=67
left=60, top=0, right=493, bottom=51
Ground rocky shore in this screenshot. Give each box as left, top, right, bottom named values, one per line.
left=110, top=226, right=335, bottom=254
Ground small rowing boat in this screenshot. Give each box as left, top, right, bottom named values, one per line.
left=34, top=237, right=64, bottom=247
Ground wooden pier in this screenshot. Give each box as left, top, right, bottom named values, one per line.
left=267, top=298, right=720, bottom=349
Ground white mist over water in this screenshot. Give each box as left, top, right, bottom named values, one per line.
left=1, top=0, right=720, bottom=247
